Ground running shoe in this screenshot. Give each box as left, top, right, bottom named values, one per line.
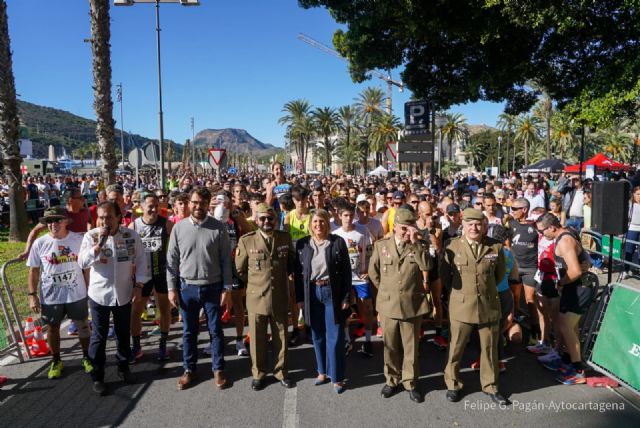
left=376, top=327, right=383, bottom=338
left=129, top=347, right=143, bottom=364
left=499, top=361, right=506, bottom=373
left=345, top=340, right=353, bottom=357
left=81, top=357, right=94, bottom=374
left=470, top=358, right=481, bottom=370
left=358, top=341, right=373, bottom=358
left=527, top=341, right=552, bottom=354
left=537, top=350, right=560, bottom=363
left=557, top=370, right=586, bottom=385
left=157, top=343, right=170, bottom=361
left=150, top=326, right=161, bottom=336
left=47, top=360, right=63, bottom=379
left=107, top=325, right=115, bottom=340
left=0, top=375, right=8, bottom=386
left=432, top=335, right=449, bottom=350
left=540, top=358, right=565, bottom=372
left=67, top=321, right=78, bottom=336
left=236, top=340, right=249, bottom=357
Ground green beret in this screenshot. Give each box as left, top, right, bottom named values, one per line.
left=394, top=208, right=416, bottom=226
left=255, top=203, right=275, bottom=216
left=462, top=208, right=484, bottom=221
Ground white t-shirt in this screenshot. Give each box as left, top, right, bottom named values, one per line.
left=332, top=227, right=369, bottom=286
left=26, top=232, right=87, bottom=305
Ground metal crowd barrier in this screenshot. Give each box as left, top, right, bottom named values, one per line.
left=581, top=229, right=640, bottom=272
left=0, top=258, right=32, bottom=362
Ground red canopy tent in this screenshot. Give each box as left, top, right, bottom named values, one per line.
left=564, top=153, right=631, bottom=173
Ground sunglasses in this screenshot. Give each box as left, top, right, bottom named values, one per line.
left=258, top=216, right=274, bottom=222
left=511, top=206, right=526, bottom=211
left=157, top=194, right=167, bottom=198
left=45, top=218, right=64, bottom=224
left=410, top=200, right=419, bottom=204
left=537, top=226, right=550, bottom=234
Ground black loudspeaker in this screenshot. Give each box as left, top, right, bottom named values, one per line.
left=591, top=181, right=630, bottom=235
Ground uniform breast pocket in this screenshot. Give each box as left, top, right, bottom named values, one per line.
left=249, top=254, right=266, bottom=272
left=382, top=259, right=393, bottom=275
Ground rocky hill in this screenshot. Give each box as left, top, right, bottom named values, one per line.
left=192, top=128, right=280, bottom=155
left=16, top=100, right=172, bottom=159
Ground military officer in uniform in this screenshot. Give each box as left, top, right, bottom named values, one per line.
left=235, top=203, right=296, bottom=391
left=440, top=208, right=510, bottom=405
left=369, top=208, right=433, bottom=403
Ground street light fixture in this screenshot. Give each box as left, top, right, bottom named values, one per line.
left=435, top=114, right=447, bottom=176
left=114, top=0, right=200, bottom=190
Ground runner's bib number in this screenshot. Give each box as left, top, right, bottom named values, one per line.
left=142, top=236, right=162, bottom=252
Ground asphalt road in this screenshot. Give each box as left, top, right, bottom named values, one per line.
left=1, top=314, right=639, bottom=428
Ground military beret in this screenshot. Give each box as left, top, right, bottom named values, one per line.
left=255, top=203, right=275, bottom=216
left=462, top=208, right=484, bottom=221
left=394, top=208, right=416, bottom=226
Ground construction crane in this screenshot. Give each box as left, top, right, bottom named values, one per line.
left=297, top=33, right=403, bottom=115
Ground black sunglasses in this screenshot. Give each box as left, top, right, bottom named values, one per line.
left=45, top=218, right=64, bottom=224
left=258, top=216, right=274, bottom=222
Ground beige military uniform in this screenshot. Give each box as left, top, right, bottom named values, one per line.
left=235, top=229, right=295, bottom=381
left=440, top=235, right=506, bottom=394
left=369, top=236, right=432, bottom=390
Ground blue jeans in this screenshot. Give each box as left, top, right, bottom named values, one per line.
left=179, top=280, right=225, bottom=372
left=309, top=284, right=345, bottom=383
left=624, top=230, right=640, bottom=272
left=88, top=298, right=131, bottom=381
left=566, top=216, right=584, bottom=233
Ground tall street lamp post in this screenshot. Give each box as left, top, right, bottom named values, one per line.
left=114, top=0, right=199, bottom=190
left=497, top=135, right=502, bottom=177
left=435, top=114, right=447, bottom=177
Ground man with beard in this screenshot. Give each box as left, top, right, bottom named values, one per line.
left=167, top=187, right=233, bottom=391
left=235, top=203, right=296, bottom=390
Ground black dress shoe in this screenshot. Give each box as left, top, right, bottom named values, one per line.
left=484, top=391, right=511, bottom=406
left=446, top=389, right=461, bottom=402
left=408, top=389, right=424, bottom=403
left=280, top=378, right=295, bottom=388
left=251, top=378, right=264, bottom=391
left=92, top=380, right=107, bottom=396
left=118, top=370, right=136, bottom=384
left=381, top=384, right=396, bottom=398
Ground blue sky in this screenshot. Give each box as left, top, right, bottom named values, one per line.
left=7, top=0, right=504, bottom=148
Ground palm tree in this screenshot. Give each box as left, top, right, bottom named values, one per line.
left=514, top=114, right=542, bottom=167
left=335, top=105, right=362, bottom=174
left=279, top=99, right=313, bottom=173
left=0, top=0, right=28, bottom=240
left=166, top=139, right=174, bottom=173
left=370, top=113, right=401, bottom=167
left=551, top=112, right=576, bottom=160
left=182, top=139, right=191, bottom=165
left=89, top=0, right=117, bottom=184
left=312, top=106, right=340, bottom=173
left=441, top=112, right=468, bottom=161
left=355, top=87, right=385, bottom=167
left=496, top=112, right=517, bottom=172
left=602, top=122, right=632, bottom=162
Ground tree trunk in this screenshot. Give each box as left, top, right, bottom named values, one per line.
left=545, top=98, right=552, bottom=158
left=0, top=1, right=28, bottom=241
left=89, top=0, right=116, bottom=185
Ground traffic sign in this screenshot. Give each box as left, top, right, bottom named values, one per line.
left=404, top=100, right=430, bottom=132
left=397, top=141, right=433, bottom=152
left=385, top=142, right=397, bottom=161
left=208, top=148, right=226, bottom=166
left=397, top=152, right=432, bottom=163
